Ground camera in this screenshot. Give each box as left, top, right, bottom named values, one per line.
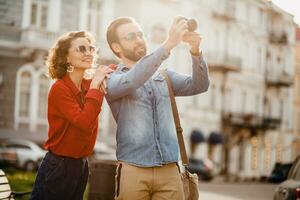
left=179, top=17, right=198, bottom=32
left=187, top=19, right=197, bottom=32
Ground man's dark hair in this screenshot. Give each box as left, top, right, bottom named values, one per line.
left=106, top=17, right=135, bottom=58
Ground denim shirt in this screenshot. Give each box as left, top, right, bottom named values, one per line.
left=106, top=46, right=209, bottom=167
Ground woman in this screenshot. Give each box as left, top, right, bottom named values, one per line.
left=30, top=31, right=113, bottom=200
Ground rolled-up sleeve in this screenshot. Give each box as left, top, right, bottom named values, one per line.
left=167, top=53, right=210, bottom=96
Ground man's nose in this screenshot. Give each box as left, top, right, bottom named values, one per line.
left=135, top=36, right=144, bottom=43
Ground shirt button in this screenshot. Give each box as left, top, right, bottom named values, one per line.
left=148, top=91, right=152, bottom=95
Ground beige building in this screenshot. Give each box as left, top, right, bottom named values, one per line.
left=293, top=27, right=300, bottom=159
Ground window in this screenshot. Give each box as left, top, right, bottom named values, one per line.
left=255, top=94, right=260, bottom=114
left=19, top=71, right=31, bottom=118
left=38, top=74, right=49, bottom=118
left=30, top=0, right=48, bottom=28
left=210, top=85, right=216, bottom=109
left=265, top=98, right=271, bottom=116
left=215, top=31, right=220, bottom=54
left=241, top=90, right=247, bottom=112
left=277, top=56, right=281, bottom=64
left=280, top=100, right=284, bottom=118
left=87, top=0, right=103, bottom=38
left=224, top=88, right=231, bottom=112
left=15, top=64, right=50, bottom=131
left=258, top=9, right=263, bottom=26
left=257, top=47, right=261, bottom=70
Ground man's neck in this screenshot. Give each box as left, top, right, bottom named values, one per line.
left=122, top=57, right=136, bottom=69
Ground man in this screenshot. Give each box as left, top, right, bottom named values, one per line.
left=105, top=17, right=209, bottom=200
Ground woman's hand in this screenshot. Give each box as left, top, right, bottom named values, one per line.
left=90, top=65, right=113, bottom=91
left=99, top=79, right=108, bottom=94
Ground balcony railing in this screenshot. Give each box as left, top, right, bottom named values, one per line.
left=262, top=116, right=281, bottom=129
left=21, top=26, right=62, bottom=49
left=212, top=3, right=236, bottom=21
left=0, top=24, right=22, bottom=42
left=222, top=112, right=262, bottom=128
left=222, top=112, right=281, bottom=130
left=269, top=32, right=288, bottom=44
left=266, top=71, right=294, bottom=87
left=206, top=51, right=242, bottom=73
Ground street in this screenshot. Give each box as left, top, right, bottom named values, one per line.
left=199, top=178, right=277, bottom=200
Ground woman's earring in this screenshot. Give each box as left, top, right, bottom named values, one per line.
left=67, top=64, right=74, bottom=73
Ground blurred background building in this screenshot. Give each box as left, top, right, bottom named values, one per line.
left=294, top=27, right=300, bottom=160
left=0, top=0, right=298, bottom=179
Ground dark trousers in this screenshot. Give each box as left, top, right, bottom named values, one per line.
left=30, top=151, right=89, bottom=200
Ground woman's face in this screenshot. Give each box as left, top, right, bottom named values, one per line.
left=67, top=37, right=95, bottom=70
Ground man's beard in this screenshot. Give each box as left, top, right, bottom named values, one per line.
left=121, top=43, right=147, bottom=62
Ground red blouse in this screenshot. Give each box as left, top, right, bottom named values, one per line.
left=44, top=75, right=104, bottom=158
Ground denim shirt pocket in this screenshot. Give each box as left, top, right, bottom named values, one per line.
left=127, top=86, right=146, bottom=100
left=153, top=74, right=169, bottom=97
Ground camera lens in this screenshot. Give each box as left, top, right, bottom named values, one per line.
left=187, top=19, right=197, bottom=32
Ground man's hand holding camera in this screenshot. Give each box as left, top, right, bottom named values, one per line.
left=164, top=16, right=202, bottom=56
left=183, top=32, right=202, bottom=56
left=163, top=17, right=189, bottom=52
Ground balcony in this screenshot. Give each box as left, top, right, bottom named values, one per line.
left=21, top=26, right=61, bottom=50
left=212, top=3, right=236, bottom=21
left=206, top=51, right=242, bottom=73
left=0, top=24, right=22, bottom=46
left=0, top=24, right=22, bottom=43
left=269, top=32, right=288, bottom=45
left=266, top=71, right=294, bottom=87
left=222, top=112, right=281, bottom=130
left=262, top=117, right=281, bottom=129
left=222, top=112, right=263, bottom=129
left=0, top=25, right=61, bottom=50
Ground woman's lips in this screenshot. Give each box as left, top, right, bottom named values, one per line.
left=83, top=58, right=93, bottom=63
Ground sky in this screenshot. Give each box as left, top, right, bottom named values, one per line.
left=271, top=0, right=300, bottom=26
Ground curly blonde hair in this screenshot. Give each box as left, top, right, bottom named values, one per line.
left=47, top=31, right=95, bottom=79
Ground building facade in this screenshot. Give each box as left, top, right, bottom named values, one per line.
left=293, top=27, right=300, bottom=159
left=0, top=0, right=297, bottom=178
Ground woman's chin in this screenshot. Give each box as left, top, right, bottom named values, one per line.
left=81, top=63, right=93, bottom=69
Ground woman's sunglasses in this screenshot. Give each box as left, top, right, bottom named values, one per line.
left=75, top=45, right=96, bottom=54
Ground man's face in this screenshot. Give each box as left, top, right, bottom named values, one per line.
left=116, top=23, right=147, bottom=62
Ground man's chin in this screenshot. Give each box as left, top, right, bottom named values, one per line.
left=124, top=52, right=146, bottom=62
left=136, top=51, right=146, bottom=58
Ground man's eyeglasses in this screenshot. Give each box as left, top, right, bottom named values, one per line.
left=75, top=45, right=96, bottom=54
left=121, top=31, right=144, bottom=41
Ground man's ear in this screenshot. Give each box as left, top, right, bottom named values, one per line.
left=112, top=43, right=121, bottom=55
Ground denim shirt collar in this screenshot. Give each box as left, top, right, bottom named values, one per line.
left=117, top=63, right=130, bottom=73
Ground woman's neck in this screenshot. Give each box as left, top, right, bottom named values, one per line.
left=68, top=69, right=85, bottom=90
